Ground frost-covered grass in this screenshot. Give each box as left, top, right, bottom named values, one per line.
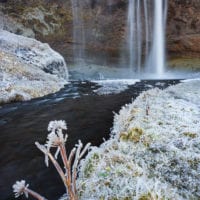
left=77, top=80, right=200, bottom=200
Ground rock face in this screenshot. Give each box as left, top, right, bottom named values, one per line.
left=77, top=80, right=200, bottom=199
left=0, top=0, right=199, bottom=68
left=0, top=0, right=72, bottom=39
left=0, top=30, right=68, bottom=104
left=167, top=0, right=200, bottom=58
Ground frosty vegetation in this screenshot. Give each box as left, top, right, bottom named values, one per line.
left=0, top=30, right=68, bottom=104
left=13, top=120, right=90, bottom=200
left=13, top=80, right=200, bottom=200
left=77, top=79, right=200, bottom=200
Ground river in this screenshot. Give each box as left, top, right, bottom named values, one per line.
left=0, top=80, right=179, bottom=200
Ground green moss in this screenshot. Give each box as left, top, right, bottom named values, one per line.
left=83, top=153, right=99, bottom=178
left=120, top=127, right=143, bottom=142
left=158, top=121, right=163, bottom=125
left=139, top=192, right=165, bottom=200
left=98, top=172, right=109, bottom=178
left=183, top=132, right=197, bottom=138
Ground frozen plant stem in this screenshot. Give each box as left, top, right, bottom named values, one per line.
left=36, top=120, right=90, bottom=200
left=60, top=144, right=75, bottom=200
left=35, top=142, right=77, bottom=200
left=14, top=120, right=91, bottom=200
left=13, top=180, right=47, bottom=200
left=25, top=188, right=47, bottom=200
left=72, top=141, right=91, bottom=195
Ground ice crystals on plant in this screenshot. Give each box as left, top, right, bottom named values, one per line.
left=46, top=120, right=68, bottom=160
left=35, top=142, right=50, bottom=167
left=47, top=120, right=67, bottom=133
left=13, top=180, right=29, bottom=198
left=36, top=120, right=68, bottom=167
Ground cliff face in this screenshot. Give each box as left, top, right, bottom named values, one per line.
left=0, top=0, right=199, bottom=67
left=167, top=0, right=200, bottom=58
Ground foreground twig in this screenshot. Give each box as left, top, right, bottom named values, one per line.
left=13, top=120, right=91, bottom=200
left=13, top=180, right=47, bottom=200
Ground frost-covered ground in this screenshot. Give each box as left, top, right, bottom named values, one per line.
left=0, top=30, right=68, bottom=104
left=77, top=79, right=200, bottom=200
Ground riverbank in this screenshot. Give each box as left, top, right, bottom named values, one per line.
left=77, top=79, right=200, bottom=200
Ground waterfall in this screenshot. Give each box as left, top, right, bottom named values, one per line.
left=70, top=0, right=86, bottom=67
left=127, top=0, right=135, bottom=71
left=148, top=0, right=166, bottom=74
left=126, top=0, right=167, bottom=75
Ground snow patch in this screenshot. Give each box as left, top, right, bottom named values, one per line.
left=181, top=78, right=200, bottom=83
left=92, top=79, right=140, bottom=95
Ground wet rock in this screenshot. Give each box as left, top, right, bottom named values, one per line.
left=167, top=0, right=200, bottom=61
left=0, top=30, right=69, bottom=104
left=0, top=30, right=68, bottom=79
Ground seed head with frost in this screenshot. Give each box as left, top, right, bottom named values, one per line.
left=13, top=180, right=29, bottom=198
left=40, top=120, right=68, bottom=166
left=46, top=130, right=68, bottom=158
left=46, top=129, right=68, bottom=149
left=14, top=119, right=91, bottom=200
left=48, top=120, right=67, bottom=133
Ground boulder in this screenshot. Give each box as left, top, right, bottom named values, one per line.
left=0, top=30, right=69, bottom=104
left=0, top=30, right=68, bottom=79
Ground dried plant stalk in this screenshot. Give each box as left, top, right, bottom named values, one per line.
left=13, top=120, right=91, bottom=200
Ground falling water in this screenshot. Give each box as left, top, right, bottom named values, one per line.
left=127, top=0, right=135, bottom=71
left=136, top=0, right=142, bottom=71
left=127, top=0, right=167, bottom=75
left=148, top=0, right=166, bottom=74
left=143, top=0, right=150, bottom=59
left=70, top=0, right=86, bottom=67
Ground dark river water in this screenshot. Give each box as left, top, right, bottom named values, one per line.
left=0, top=80, right=180, bottom=200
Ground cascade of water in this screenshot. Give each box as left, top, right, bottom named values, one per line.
left=143, top=0, right=149, bottom=60
left=126, top=0, right=167, bottom=75
left=127, top=0, right=143, bottom=72
left=136, top=0, right=142, bottom=71
left=148, top=0, right=166, bottom=74
left=127, top=0, right=135, bottom=71
left=70, top=0, right=86, bottom=67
